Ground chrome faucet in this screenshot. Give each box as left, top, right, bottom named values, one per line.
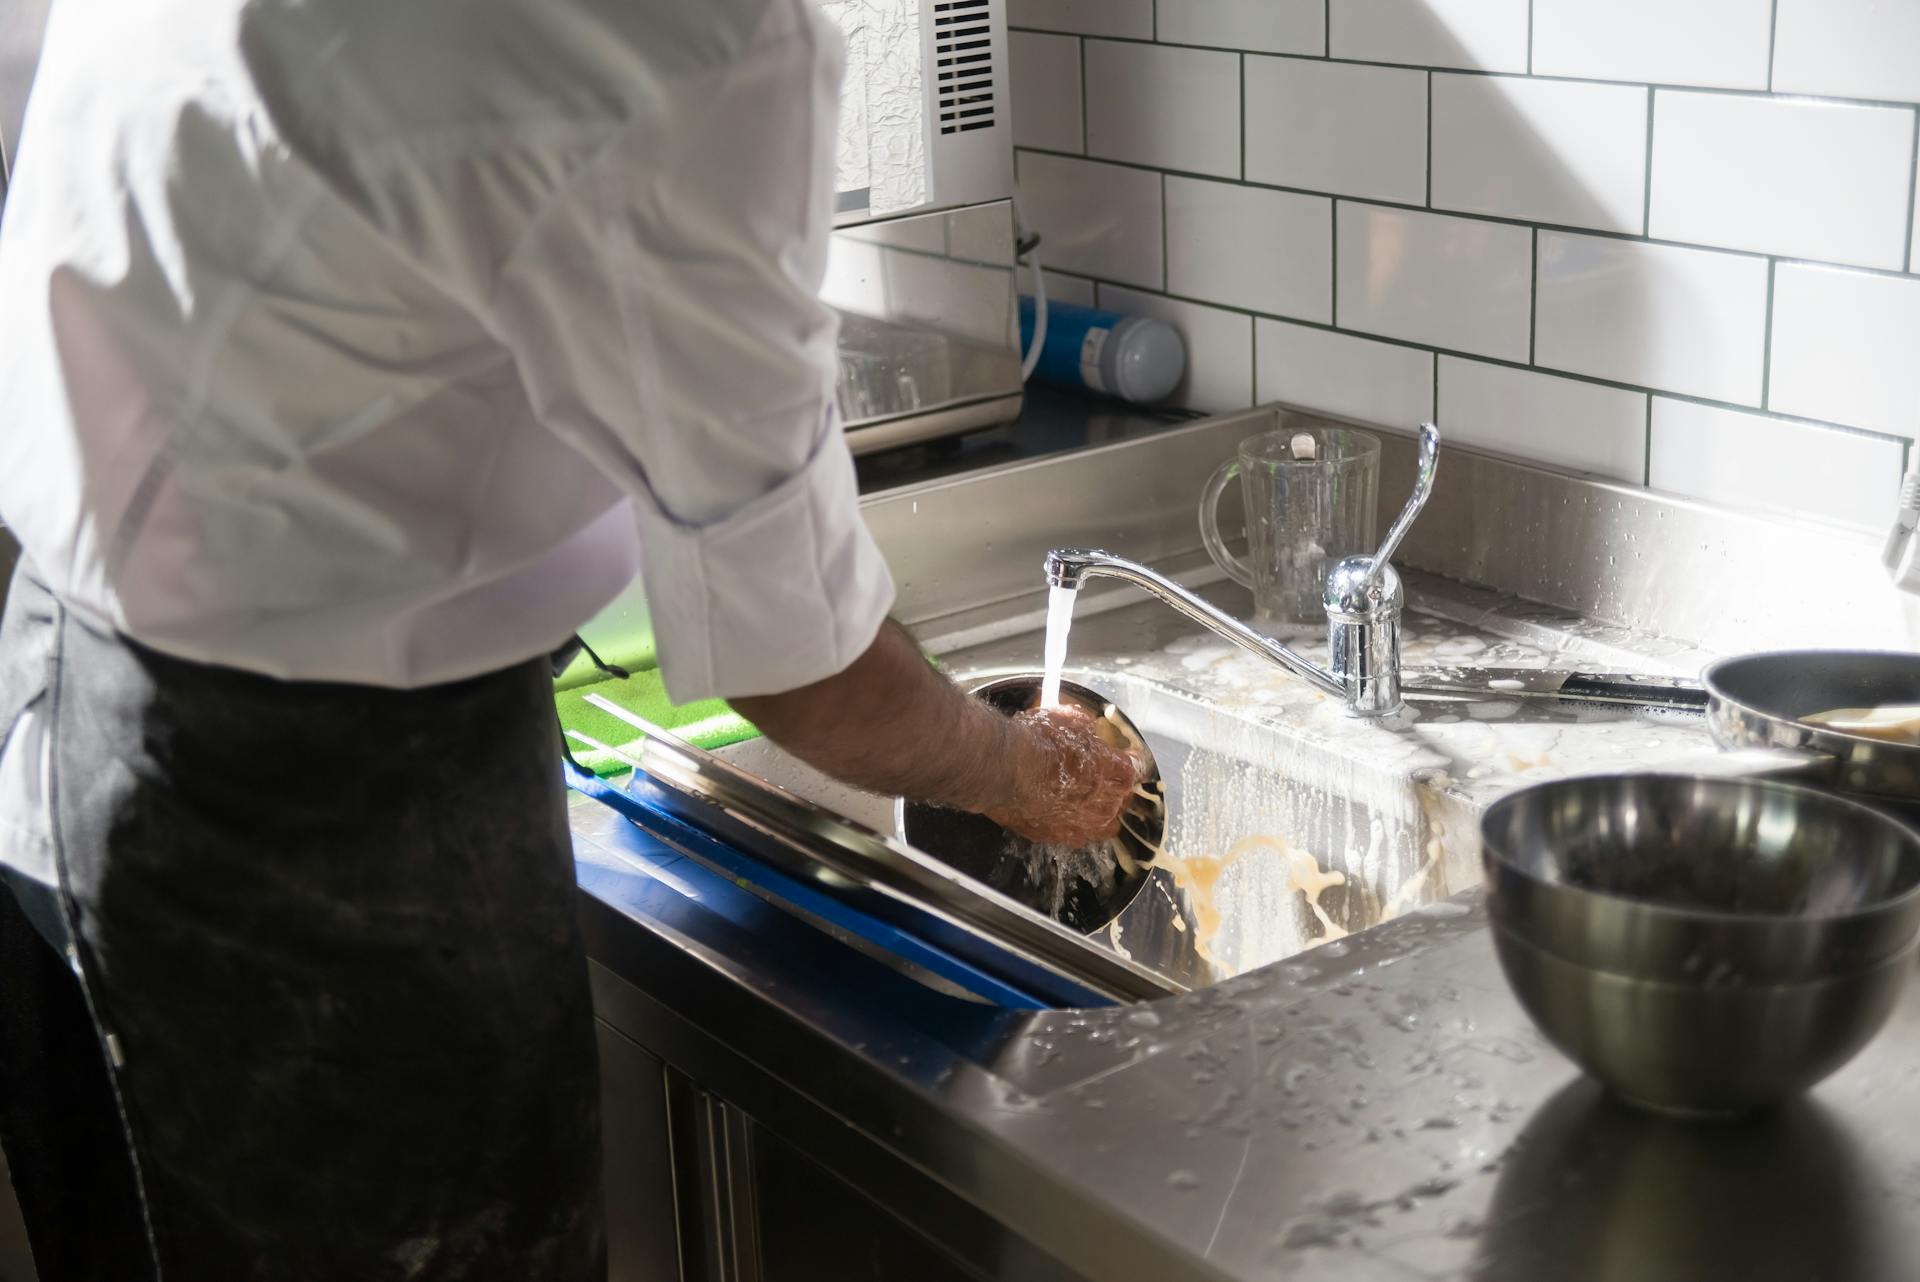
left=1045, top=424, right=1442, bottom=718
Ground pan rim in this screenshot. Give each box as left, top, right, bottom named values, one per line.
left=1704, top=648, right=1920, bottom=758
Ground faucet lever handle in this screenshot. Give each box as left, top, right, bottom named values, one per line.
left=1366, top=423, right=1441, bottom=589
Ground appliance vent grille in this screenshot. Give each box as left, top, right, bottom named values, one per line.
left=933, top=0, right=997, bottom=135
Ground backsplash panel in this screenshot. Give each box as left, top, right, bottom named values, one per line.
left=1007, top=0, right=1920, bottom=531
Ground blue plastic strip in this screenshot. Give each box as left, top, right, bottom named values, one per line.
left=568, top=766, right=1074, bottom=1010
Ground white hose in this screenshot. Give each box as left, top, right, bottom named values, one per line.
left=1012, top=184, right=1047, bottom=383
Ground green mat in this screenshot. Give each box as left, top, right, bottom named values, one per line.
left=556, top=666, right=761, bottom=778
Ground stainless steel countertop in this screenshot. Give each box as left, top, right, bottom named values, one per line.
left=576, top=794, right=1920, bottom=1282
left=854, top=384, right=1194, bottom=494
left=580, top=392, right=1920, bottom=1280
left=573, top=578, right=1920, bottom=1281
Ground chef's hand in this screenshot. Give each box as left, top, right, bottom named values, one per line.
left=985, top=705, right=1144, bottom=848
left=735, top=621, right=1142, bottom=848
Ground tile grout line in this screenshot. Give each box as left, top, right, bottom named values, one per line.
left=1323, top=0, right=1330, bottom=58
left=1030, top=271, right=1911, bottom=448
left=1424, top=72, right=1434, bottom=208
left=1004, top=32, right=1920, bottom=113
left=1905, top=110, right=1919, bottom=273
left=1013, top=144, right=1920, bottom=280
left=1760, top=258, right=1778, bottom=411
left=1641, top=87, right=1656, bottom=237
left=1160, top=172, right=1169, bottom=292
left=1766, top=0, right=1780, bottom=94
left=1240, top=54, right=1247, bottom=182
left=1528, top=228, right=1539, bottom=365
left=1525, top=0, right=1534, bottom=76
left=1077, top=36, right=1088, bottom=154
left=1643, top=397, right=1653, bottom=488
left=1330, top=199, right=1339, bottom=328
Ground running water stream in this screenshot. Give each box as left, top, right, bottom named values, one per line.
left=1039, top=584, right=1077, bottom=708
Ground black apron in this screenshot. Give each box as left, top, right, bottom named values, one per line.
left=0, top=563, right=605, bottom=1281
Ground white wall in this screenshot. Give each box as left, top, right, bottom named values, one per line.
left=1008, top=0, right=1920, bottom=532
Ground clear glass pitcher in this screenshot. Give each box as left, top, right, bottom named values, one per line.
left=1198, top=427, right=1382, bottom=635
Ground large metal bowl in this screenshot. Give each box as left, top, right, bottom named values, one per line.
left=1482, top=774, right=1920, bottom=1117
left=899, top=675, right=1165, bottom=935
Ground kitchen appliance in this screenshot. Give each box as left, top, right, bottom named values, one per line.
left=820, top=0, right=1025, bottom=454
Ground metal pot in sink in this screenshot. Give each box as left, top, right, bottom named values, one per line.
left=897, top=675, right=1167, bottom=935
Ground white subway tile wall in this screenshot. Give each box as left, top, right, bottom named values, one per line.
left=1650, top=400, right=1904, bottom=531
left=1430, top=74, right=1648, bottom=233
left=1771, top=0, right=1920, bottom=105
left=1157, top=0, right=1324, bottom=56
left=1009, top=32, right=1083, bottom=154
left=1099, top=286, right=1255, bottom=413
left=1010, top=2, right=1920, bottom=528
left=1649, top=93, right=1914, bottom=271
left=1040, top=270, right=1096, bottom=309
left=1437, top=358, right=1648, bottom=483
left=1013, top=152, right=1163, bottom=288
left=1255, top=320, right=1435, bottom=427
left=1911, top=149, right=1920, bottom=275
left=1006, top=0, right=1152, bottom=39
left=1768, top=265, right=1920, bottom=439
left=1336, top=204, right=1532, bottom=360
left=1531, top=0, right=1772, bottom=91
left=1328, top=0, right=1528, bottom=74
left=1085, top=39, right=1241, bottom=177
left=1245, top=58, right=1427, bottom=204
left=1535, top=234, right=1768, bottom=404
left=1166, top=177, right=1331, bottom=321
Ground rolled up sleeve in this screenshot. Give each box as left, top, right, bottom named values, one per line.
left=479, top=0, right=895, bottom=701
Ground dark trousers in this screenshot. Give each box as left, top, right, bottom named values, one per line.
left=0, top=568, right=605, bottom=1281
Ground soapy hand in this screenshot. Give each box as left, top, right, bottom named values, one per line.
left=986, top=705, right=1145, bottom=848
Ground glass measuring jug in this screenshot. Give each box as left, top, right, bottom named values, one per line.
left=1198, top=427, right=1382, bottom=635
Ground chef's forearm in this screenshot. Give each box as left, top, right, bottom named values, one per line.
left=730, top=620, right=1019, bottom=812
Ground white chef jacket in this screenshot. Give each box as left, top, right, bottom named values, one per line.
left=0, top=0, right=897, bottom=885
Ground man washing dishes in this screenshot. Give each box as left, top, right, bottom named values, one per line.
left=0, top=0, right=1140, bottom=1276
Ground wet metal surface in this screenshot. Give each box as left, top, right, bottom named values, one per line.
left=725, top=578, right=1718, bottom=993
left=577, top=396, right=1920, bottom=1280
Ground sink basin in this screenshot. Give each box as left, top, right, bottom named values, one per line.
left=718, top=662, right=1479, bottom=992
left=1010, top=670, right=1481, bottom=989
left=712, top=580, right=1716, bottom=997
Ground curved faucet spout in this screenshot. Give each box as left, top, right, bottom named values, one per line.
left=1044, top=548, right=1097, bottom=591
left=1039, top=549, right=1345, bottom=700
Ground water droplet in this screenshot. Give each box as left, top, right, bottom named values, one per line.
left=1127, top=1009, right=1162, bottom=1030
left=1169, top=1169, right=1201, bottom=1191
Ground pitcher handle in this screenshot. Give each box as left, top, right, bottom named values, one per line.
left=1198, top=459, right=1256, bottom=588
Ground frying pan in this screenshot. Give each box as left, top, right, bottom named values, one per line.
left=1703, top=650, right=1920, bottom=805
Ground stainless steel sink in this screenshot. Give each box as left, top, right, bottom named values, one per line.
left=1053, top=671, right=1479, bottom=989
left=711, top=578, right=1713, bottom=997
left=718, top=665, right=1476, bottom=992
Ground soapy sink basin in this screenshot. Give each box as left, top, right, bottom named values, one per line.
left=718, top=664, right=1481, bottom=992
left=715, top=581, right=1714, bottom=995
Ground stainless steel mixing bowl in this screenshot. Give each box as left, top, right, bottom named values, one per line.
left=899, top=675, right=1165, bottom=934
left=1482, top=773, right=1920, bottom=1117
